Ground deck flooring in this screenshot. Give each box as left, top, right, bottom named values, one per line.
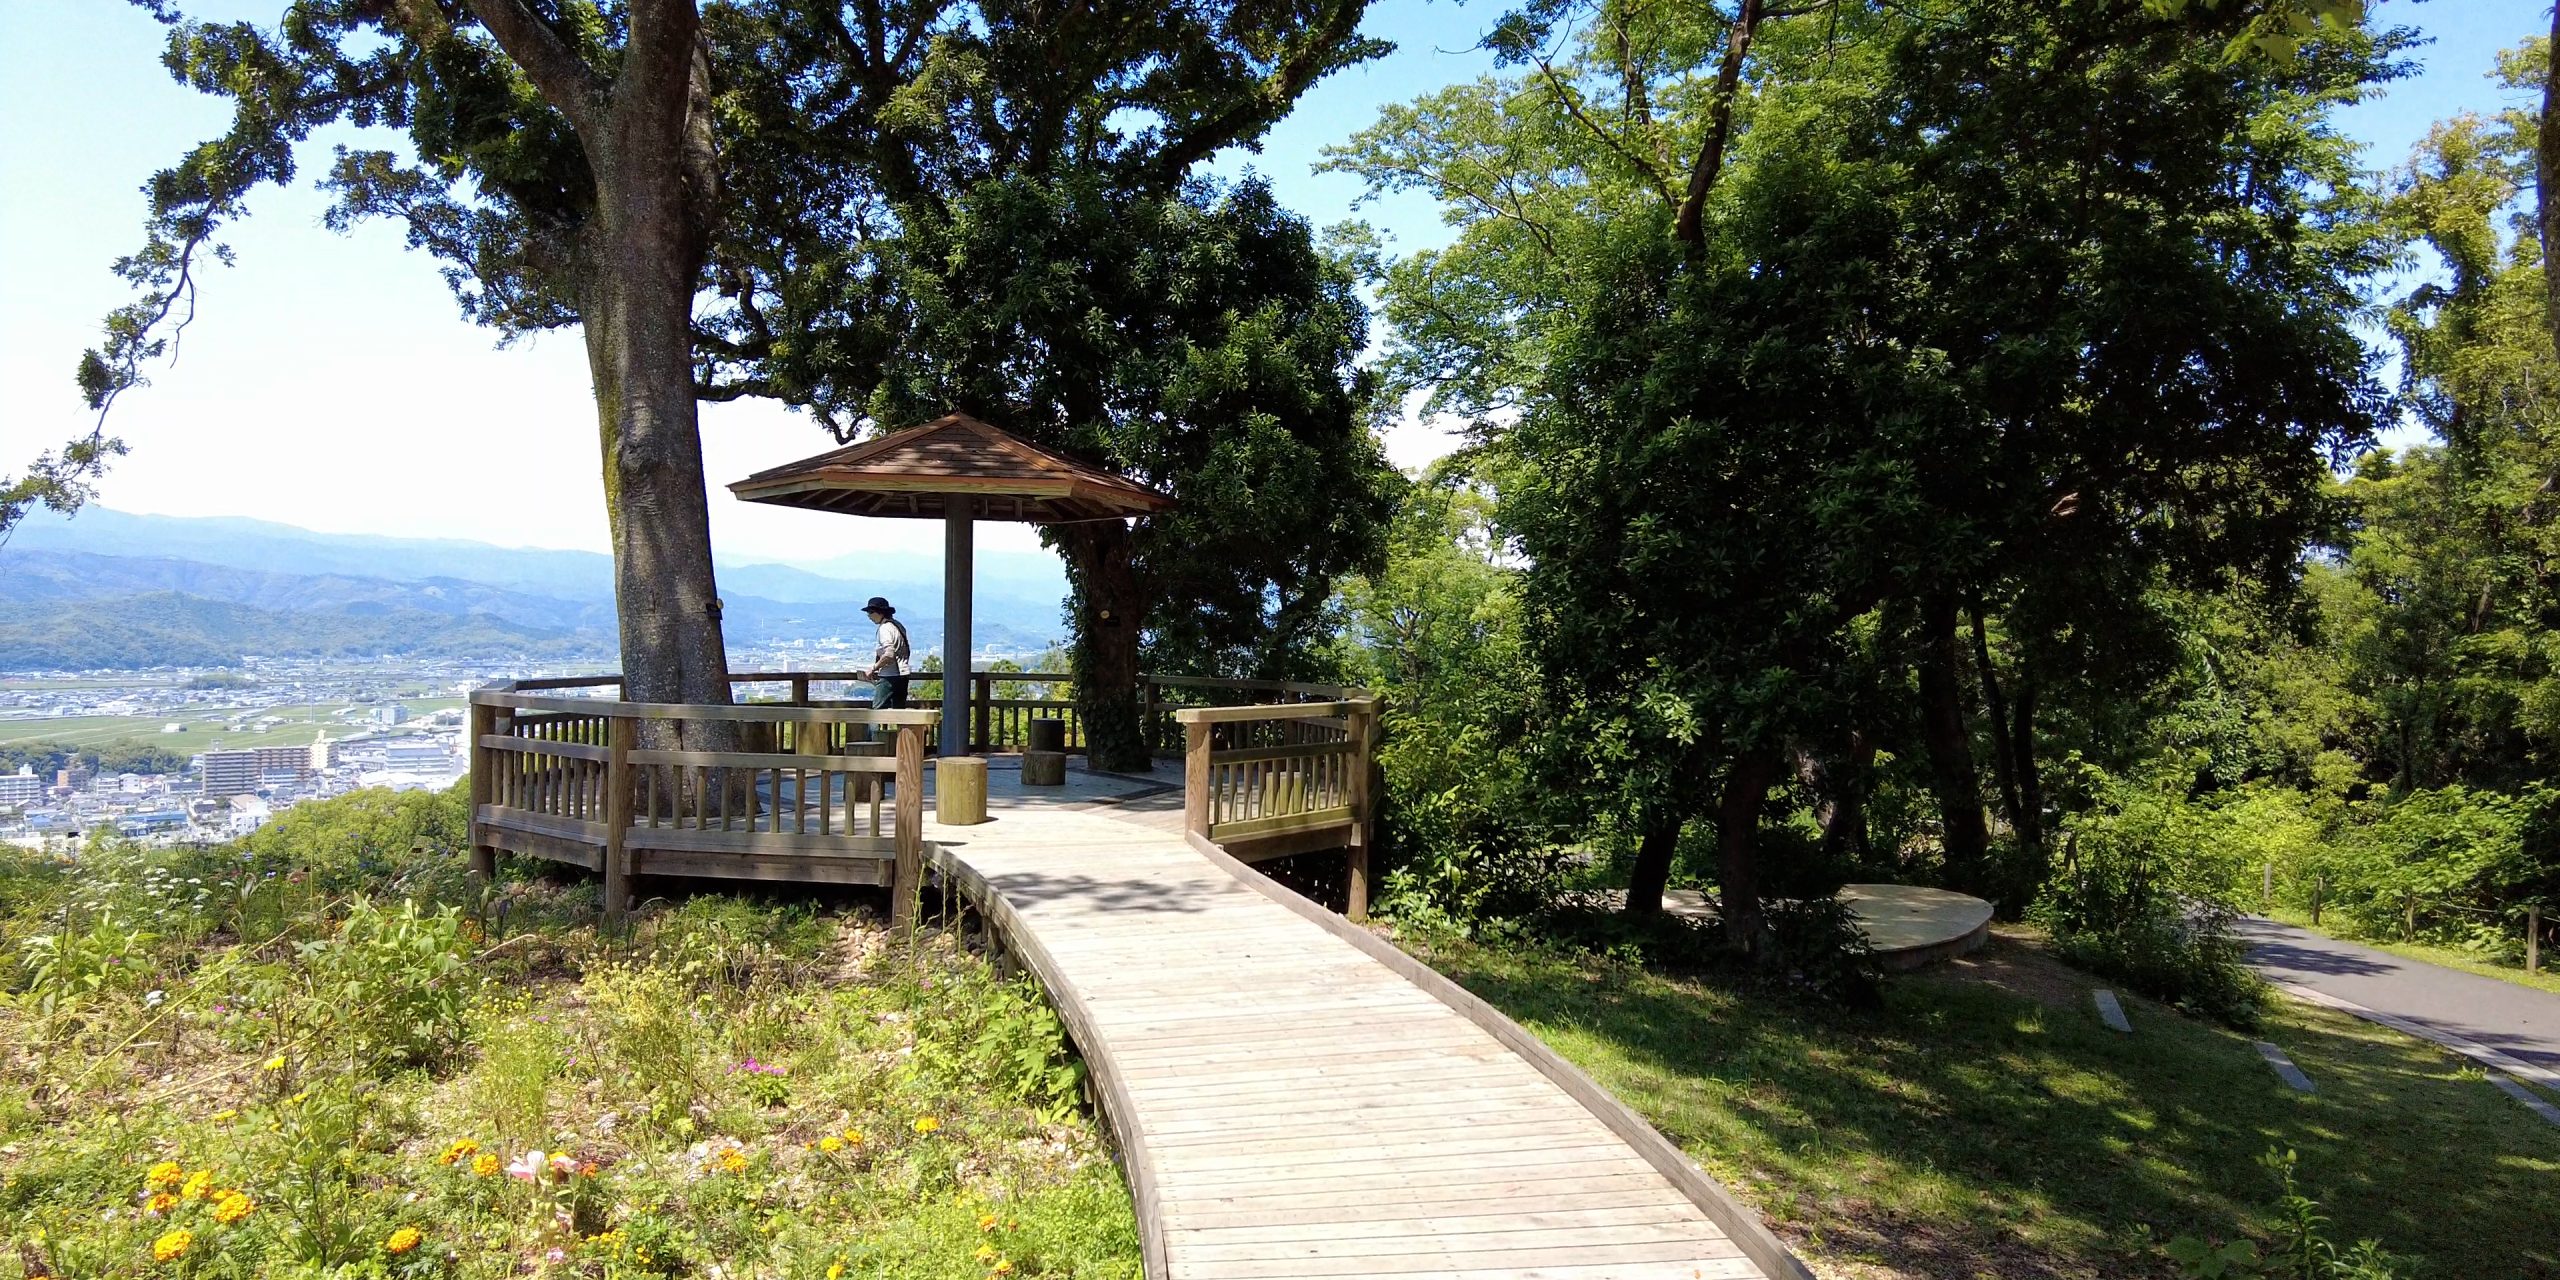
left=924, top=780, right=1789, bottom=1280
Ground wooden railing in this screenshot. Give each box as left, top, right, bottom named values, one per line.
left=467, top=676, right=937, bottom=926
left=1175, top=698, right=1379, bottom=919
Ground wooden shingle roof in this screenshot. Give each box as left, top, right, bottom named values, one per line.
left=728, top=413, right=1175, bottom=522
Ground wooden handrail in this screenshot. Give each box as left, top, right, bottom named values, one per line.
left=1171, top=700, right=1370, bottom=725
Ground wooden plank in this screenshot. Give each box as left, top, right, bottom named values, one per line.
left=628, top=747, right=897, bottom=771
left=480, top=734, right=613, bottom=763
left=1171, top=701, right=1365, bottom=725
left=602, top=716, right=632, bottom=922
left=476, top=805, right=606, bottom=846
left=481, top=823, right=602, bottom=870
left=626, top=827, right=897, bottom=857
left=1168, top=1258, right=1761, bottom=1280
left=1175, top=1221, right=1737, bottom=1264
left=630, top=849, right=892, bottom=885
left=1210, top=806, right=1355, bottom=841
left=1211, top=740, right=1360, bottom=766
left=1166, top=1202, right=1708, bottom=1245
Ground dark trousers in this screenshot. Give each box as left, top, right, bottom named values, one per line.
left=872, top=674, right=909, bottom=710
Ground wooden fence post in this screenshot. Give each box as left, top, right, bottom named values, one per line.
left=790, top=674, right=811, bottom=707
left=2529, top=904, right=2542, bottom=974
left=891, top=722, right=925, bottom=932
left=2312, top=874, right=2325, bottom=926
left=1346, top=699, right=1376, bottom=923
left=2404, top=892, right=2416, bottom=941
left=974, top=672, right=994, bottom=752
left=466, top=697, right=497, bottom=887
left=1183, top=717, right=1212, bottom=841
left=602, top=716, right=633, bottom=924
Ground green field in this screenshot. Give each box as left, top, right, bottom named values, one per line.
left=0, top=698, right=462, bottom=753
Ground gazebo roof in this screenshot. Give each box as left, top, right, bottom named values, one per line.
left=728, top=413, right=1174, bottom=522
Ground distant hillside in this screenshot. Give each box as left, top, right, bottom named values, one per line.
left=0, top=593, right=603, bottom=670
left=0, top=510, right=1071, bottom=670
left=5, top=506, right=1068, bottom=606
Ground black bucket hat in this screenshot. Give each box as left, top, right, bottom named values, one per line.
left=863, top=597, right=895, bottom=615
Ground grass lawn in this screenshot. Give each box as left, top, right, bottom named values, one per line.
left=1399, top=923, right=2560, bottom=1279
left=0, top=807, right=1139, bottom=1279
left=2262, top=907, right=2560, bottom=998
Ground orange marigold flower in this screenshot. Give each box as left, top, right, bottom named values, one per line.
left=144, top=1192, right=178, bottom=1216
left=439, top=1139, right=480, bottom=1165
left=384, top=1226, right=423, bottom=1255
left=978, top=1213, right=999, bottom=1232
left=212, top=1191, right=254, bottom=1225
left=470, top=1152, right=501, bottom=1177
left=714, top=1146, right=748, bottom=1174
left=151, top=1228, right=193, bottom=1262
left=912, top=1116, right=941, bottom=1135
left=990, top=1259, right=1013, bottom=1275
left=180, top=1170, right=215, bottom=1201
left=145, top=1160, right=184, bottom=1189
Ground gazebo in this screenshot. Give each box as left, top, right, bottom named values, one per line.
left=728, top=412, right=1175, bottom=757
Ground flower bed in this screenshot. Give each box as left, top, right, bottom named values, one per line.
left=0, top=789, right=1139, bottom=1279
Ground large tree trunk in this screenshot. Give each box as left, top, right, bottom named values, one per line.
left=1624, top=809, right=1683, bottom=920
left=2542, top=2, right=2560, bottom=362
left=2009, top=670, right=2046, bottom=905
left=1057, top=520, right=1149, bottom=771
left=1715, top=747, right=1781, bottom=953
left=1811, top=730, right=1876, bottom=863
left=1968, top=607, right=2026, bottom=839
left=1916, top=595, right=1991, bottom=894
left=583, top=226, right=730, bottom=715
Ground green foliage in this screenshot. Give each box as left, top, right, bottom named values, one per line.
left=299, top=899, right=476, bottom=1073
left=2168, top=1149, right=2405, bottom=1279
left=2039, top=771, right=2272, bottom=1025
left=0, top=739, right=186, bottom=778
left=1334, top=459, right=1558, bottom=927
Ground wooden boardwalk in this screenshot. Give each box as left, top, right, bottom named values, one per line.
left=925, top=790, right=1807, bottom=1280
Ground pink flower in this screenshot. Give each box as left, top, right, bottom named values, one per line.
left=546, top=1247, right=567, bottom=1263
left=548, top=1154, right=578, bottom=1178
left=504, top=1150, right=546, bottom=1182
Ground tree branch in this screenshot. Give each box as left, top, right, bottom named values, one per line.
left=1529, top=49, right=1678, bottom=208
left=1674, top=0, right=1768, bottom=246
left=460, top=0, right=604, bottom=135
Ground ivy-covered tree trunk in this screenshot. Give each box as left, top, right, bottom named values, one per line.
left=1059, top=520, right=1149, bottom=771
left=1916, top=595, right=1991, bottom=894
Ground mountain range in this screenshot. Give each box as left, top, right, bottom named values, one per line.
left=0, top=508, right=1072, bottom=670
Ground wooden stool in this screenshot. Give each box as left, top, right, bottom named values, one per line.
left=1027, top=717, right=1068, bottom=754
left=936, top=756, right=989, bottom=825
left=1021, top=749, right=1067, bottom=787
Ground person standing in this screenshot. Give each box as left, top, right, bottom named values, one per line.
left=861, top=596, right=911, bottom=709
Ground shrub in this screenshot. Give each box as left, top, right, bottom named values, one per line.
left=300, top=898, right=477, bottom=1073
left=2042, top=771, right=2269, bottom=1026
left=2168, top=1148, right=2403, bottom=1279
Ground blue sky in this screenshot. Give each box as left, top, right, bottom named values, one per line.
left=0, top=0, right=2543, bottom=563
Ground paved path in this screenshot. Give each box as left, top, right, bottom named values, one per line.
left=2234, top=916, right=2560, bottom=1079
left=922, top=770, right=1807, bottom=1280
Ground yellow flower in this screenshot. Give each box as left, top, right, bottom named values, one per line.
left=470, top=1152, right=501, bottom=1177
left=384, top=1226, right=423, bottom=1255
left=974, top=1244, right=1000, bottom=1264
left=912, top=1116, right=941, bottom=1135
left=817, top=1135, right=844, bottom=1153
left=827, top=1264, right=846, bottom=1280
left=842, top=1129, right=863, bottom=1146
left=210, top=1109, right=237, bottom=1123
left=146, top=1160, right=184, bottom=1189
left=978, top=1212, right=999, bottom=1232
left=285, top=1091, right=309, bottom=1106
left=439, top=1138, right=480, bottom=1166
left=145, top=1192, right=178, bottom=1216
left=262, top=1055, right=286, bottom=1072
left=213, top=1191, right=254, bottom=1224
left=714, top=1146, right=749, bottom=1174
left=990, top=1259, right=1013, bottom=1275
left=180, top=1170, right=215, bottom=1201
left=152, top=1228, right=193, bottom=1262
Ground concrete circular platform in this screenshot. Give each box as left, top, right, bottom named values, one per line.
left=1660, top=882, right=1993, bottom=970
